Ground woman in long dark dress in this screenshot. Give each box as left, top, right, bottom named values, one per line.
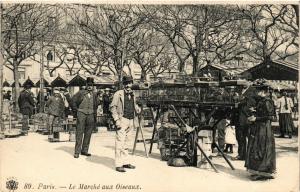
left=245, top=85, right=276, bottom=181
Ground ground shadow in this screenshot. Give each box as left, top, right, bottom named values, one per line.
left=85, top=155, right=115, bottom=171
left=55, top=146, right=74, bottom=156
left=55, top=146, right=115, bottom=170
left=214, top=164, right=251, bottom=181
left=103, top=145, right=162, bottom=161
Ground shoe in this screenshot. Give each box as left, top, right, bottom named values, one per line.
left=278, top=135, right=285, bottom=138
left=81, top=152, right=91, bottom=156
left=74, top=154, right=79, bottom=158
left=123, top=164, right=136, bottom=169
left=232, top=156, right=244, bottom=161
left=116, top=167, right=126, bottom=172
left=250, top=175, right=270, bottom=181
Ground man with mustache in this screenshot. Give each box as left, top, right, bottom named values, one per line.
left=110, top=75, right=141, bottom=172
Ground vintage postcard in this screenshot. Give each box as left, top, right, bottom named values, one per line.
left=0, top=1, right=299, bottom=192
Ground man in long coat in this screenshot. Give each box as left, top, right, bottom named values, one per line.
left=18, top=83, right=35, bottom=135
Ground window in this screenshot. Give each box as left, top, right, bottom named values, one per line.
left=46, top=51, right=54, bottom=61
left=18, top=68, right=26, bottom=80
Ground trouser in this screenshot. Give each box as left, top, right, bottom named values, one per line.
left=235, top=125, right=248, bottom=159
left=217, top=119, right=226, bottom=151
left=22, top=115, right=29, bottom=132
left=48, top=114, right=60, bottom=140
left=75, top=112, right=95, bottom=154
left=115, top=117, right=134, bottom=167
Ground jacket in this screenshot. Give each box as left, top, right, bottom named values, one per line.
left=110, top=89, right=140, bottom=124
left=71, top=90, right=101, bottom=116
left=18, top=90, right=35, bottom=116
left=45, top=95, right=65, bottom=117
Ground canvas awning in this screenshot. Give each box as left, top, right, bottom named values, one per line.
left=68, top=74, right=86, bottom=87
left=3, top=80, right=11, bottom=87
left=51, top=75, right=67, bottom=87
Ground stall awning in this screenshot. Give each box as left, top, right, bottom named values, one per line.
left=240, top=59, right=298, bottom=81
left=68, top=74, right=87, bottom=87
left=3, top=80, right=11, bottom=87
left=23, top=77, right=35, bottom=87
left=51, top=75, right=67, bottom=87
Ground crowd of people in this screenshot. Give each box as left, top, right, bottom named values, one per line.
left=3, top=75, right=139, bottom=173
left=1, top=77, right=298, bottom=177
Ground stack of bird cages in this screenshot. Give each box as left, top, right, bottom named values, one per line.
left=194, top=81, right=220, bottom=103
left=52, top=117, right=65, bottom=133
left=156, top=126, right=185, bottom=161
left=148, top=80, right=197, bottom=104
left=35, top=113, right=49, bottom=134
left=66, top=116, right=76, bottom=142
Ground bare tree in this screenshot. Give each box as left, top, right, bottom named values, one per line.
left=2, top=4, right=57, bottom=110
left=240, top=5, right=298, bottom=62
left=144, top=5, right=242, bottom=75
left=67, top=4, right=146, bottom=87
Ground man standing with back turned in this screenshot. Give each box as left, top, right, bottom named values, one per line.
left=110, top=75, right=141, bottom=172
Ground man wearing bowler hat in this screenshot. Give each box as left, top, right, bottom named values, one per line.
left=71, top=77, right=101, bottom=158
left=18, top=83, right=35, bottom=135
left=110, top=75, right=141, bottom=172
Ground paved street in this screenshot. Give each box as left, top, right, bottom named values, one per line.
left=0, top=127, right=298, bottom=192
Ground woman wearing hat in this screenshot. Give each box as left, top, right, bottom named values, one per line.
left=245, top=83, right=276, bottom=180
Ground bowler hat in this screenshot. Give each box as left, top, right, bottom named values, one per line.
left=86, top=77, right=94, bottom=86
left=122, top=75, right=133, bottom=84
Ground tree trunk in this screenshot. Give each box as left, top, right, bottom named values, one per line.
left=140, top=67, right=147, bottom=82
left=13, top=59, right=20, bottom=112
left=192, top=56, right=199, bottom=77
left=178, top=61, right=185, bottom=72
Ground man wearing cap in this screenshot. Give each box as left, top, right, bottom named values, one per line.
left=18, top=83, right=35, bottom=135
left=102, top=88, right=111, bottom=128
left=110, top=75, right=141, bottom=172
left=71, top=77, right=101, bottom=158
left=45, top=88, right=65, bottom=142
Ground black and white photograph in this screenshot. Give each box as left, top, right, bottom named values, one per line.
left=0, top=1, right=299, bottom=192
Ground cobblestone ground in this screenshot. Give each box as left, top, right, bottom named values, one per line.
left=0, top=127, right=298, bottom=192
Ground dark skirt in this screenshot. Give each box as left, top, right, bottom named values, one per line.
left=245, top=120, right=276, bottom=175
left=279, top=113, right=295, bottom=135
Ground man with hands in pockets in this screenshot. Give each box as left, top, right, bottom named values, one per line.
left=110, top=75, right=141, bottom=172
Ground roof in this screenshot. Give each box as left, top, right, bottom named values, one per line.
left=240, top=59, right=298, bottom=81
left=51, top=75, right=67, bottom=87
left=273, top=60, right=299, bottom=71
left=199, top=64, right=248, bottom=75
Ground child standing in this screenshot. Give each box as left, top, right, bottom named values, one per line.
left=224, top=119, right=236, bottom=153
